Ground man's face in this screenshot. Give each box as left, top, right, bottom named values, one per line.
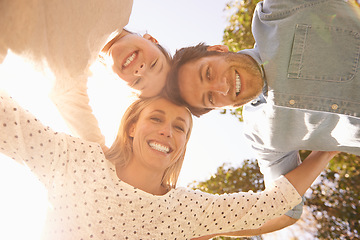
left=177, top=49, right=264, bottom=109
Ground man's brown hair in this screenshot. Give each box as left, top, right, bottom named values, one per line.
left=162, top=43, right=223, bottom=117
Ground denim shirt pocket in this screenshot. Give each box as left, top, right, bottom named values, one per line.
left=287, top=24, right=360, bottom=82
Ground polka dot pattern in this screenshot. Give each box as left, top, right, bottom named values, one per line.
left=0, top=92, right=302, bottom=239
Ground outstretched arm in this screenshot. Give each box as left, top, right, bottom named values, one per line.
left=50, top=79, right=107, bottom=150
left=191, top=151, right=339, bottom=239
left=0, top=90, right=70, bottom=187
left=191, top=214, right=298, bottom=240
left=284, top=151, right=338, bottom=196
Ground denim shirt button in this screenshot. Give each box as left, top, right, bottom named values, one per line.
left=289, top=99, right=296, bottom=105
left=331, top=104, right=339, bottom=110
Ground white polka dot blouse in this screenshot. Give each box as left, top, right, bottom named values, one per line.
left=0, top=91, right=302, bottom=239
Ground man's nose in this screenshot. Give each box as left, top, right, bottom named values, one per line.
left=209, top=77, right=229, bottom=96
left=134, top=63, right=146, bottom=76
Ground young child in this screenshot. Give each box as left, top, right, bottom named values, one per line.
left=0, top=0, right=171, bottom=150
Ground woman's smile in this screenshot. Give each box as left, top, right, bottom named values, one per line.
left=148, top=140, right=172, bottom=154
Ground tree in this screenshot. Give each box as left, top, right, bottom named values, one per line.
left=191, top=159, right=264, bottom=195
left=299, top=151, right=360, bottom=239
left=191, top=152, right=360, bottom=239
left=223, top=0, right=260, bottom=52
left=190, top=159, right=264, bottom=240
left=219, top=1, right=360, bottom=238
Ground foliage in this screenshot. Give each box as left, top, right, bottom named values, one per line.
left=219, top=108, right=244, bottom=122
left=190, top=159, right=264, bottom=240
left=221, top=0, right=261, bottom=121
left=192, top=152, right=360, bottom=239
left=300, top=151, right=360, bottom=239
left=223, top=0, right=260, bottom=52
left=191, top=159, right=264, bottom=195
left=220, top=1, right=360, bottom=238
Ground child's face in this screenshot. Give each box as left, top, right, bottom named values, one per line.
left=110, top=34, right=170, bottom=97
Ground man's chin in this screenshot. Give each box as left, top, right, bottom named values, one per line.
left=233, top=99, right=252, bottom=108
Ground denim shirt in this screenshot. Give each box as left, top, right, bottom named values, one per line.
left=241, top=0, right=360, bottom=219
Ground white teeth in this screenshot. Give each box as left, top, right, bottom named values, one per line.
left=149, top=141, right=170, bottom=154
left=123, top=52, right=136, bottom=67
left=235, top=72, right=241, bottom=96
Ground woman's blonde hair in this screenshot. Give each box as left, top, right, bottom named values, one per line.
left=105, top=96, right=193, bottom=189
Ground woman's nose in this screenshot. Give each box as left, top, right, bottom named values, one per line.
left=159, top=124, right=172, bottom=137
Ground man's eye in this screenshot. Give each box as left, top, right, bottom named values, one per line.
left=206, top=67, right=210, bottom=80
left=208, top=92, right=214, bottom=105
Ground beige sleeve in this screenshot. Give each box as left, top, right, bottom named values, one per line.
left=1, top=0, right=134, bottom=149
left=50, top=78, right=106, bottom=148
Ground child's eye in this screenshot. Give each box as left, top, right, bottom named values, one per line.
left=151, top=59, right=158, bottom=68
left=131, top=77, right=142, bottom=87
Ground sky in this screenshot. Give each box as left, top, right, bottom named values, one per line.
left=0, top=1, right=259, bottom=239
left=125, top=0, right=257, bottom=187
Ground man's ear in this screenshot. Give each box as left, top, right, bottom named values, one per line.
left=207, top=45, right=229, bottom=53
left=143, top=33, right=159, bottom=44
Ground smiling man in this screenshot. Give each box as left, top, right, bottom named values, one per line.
left=177, top=45, right=264, bottom=109
left=163, top=0, right=360, bottom=235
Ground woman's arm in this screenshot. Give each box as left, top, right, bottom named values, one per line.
left=191, top=150, right=338, bottom=239
left=0, top=91, right=72, bottom=187
left=284, top=151, right=338, bottom=196
left=191, top=214, right=298, bottom=239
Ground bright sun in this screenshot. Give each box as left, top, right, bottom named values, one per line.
left=0, top=52, right=133, bottom=239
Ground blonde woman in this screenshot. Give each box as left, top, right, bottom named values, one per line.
left=0, top=90, right=337, bottom=239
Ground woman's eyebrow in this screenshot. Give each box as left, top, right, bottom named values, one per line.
left=176, top=116, right=187, bottom=124
left=151, top=109, right=165, bottom=115
left=151, top=110, right=188, bottom=126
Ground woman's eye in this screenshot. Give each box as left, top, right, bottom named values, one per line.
left=175, top=125, right=185, bottom=132
left=150, top=117, right=161, bottom=122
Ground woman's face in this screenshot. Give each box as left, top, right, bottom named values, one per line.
left=110, top=34, right=170, bottom=97
left=129, top=98, right=191, bottom=173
